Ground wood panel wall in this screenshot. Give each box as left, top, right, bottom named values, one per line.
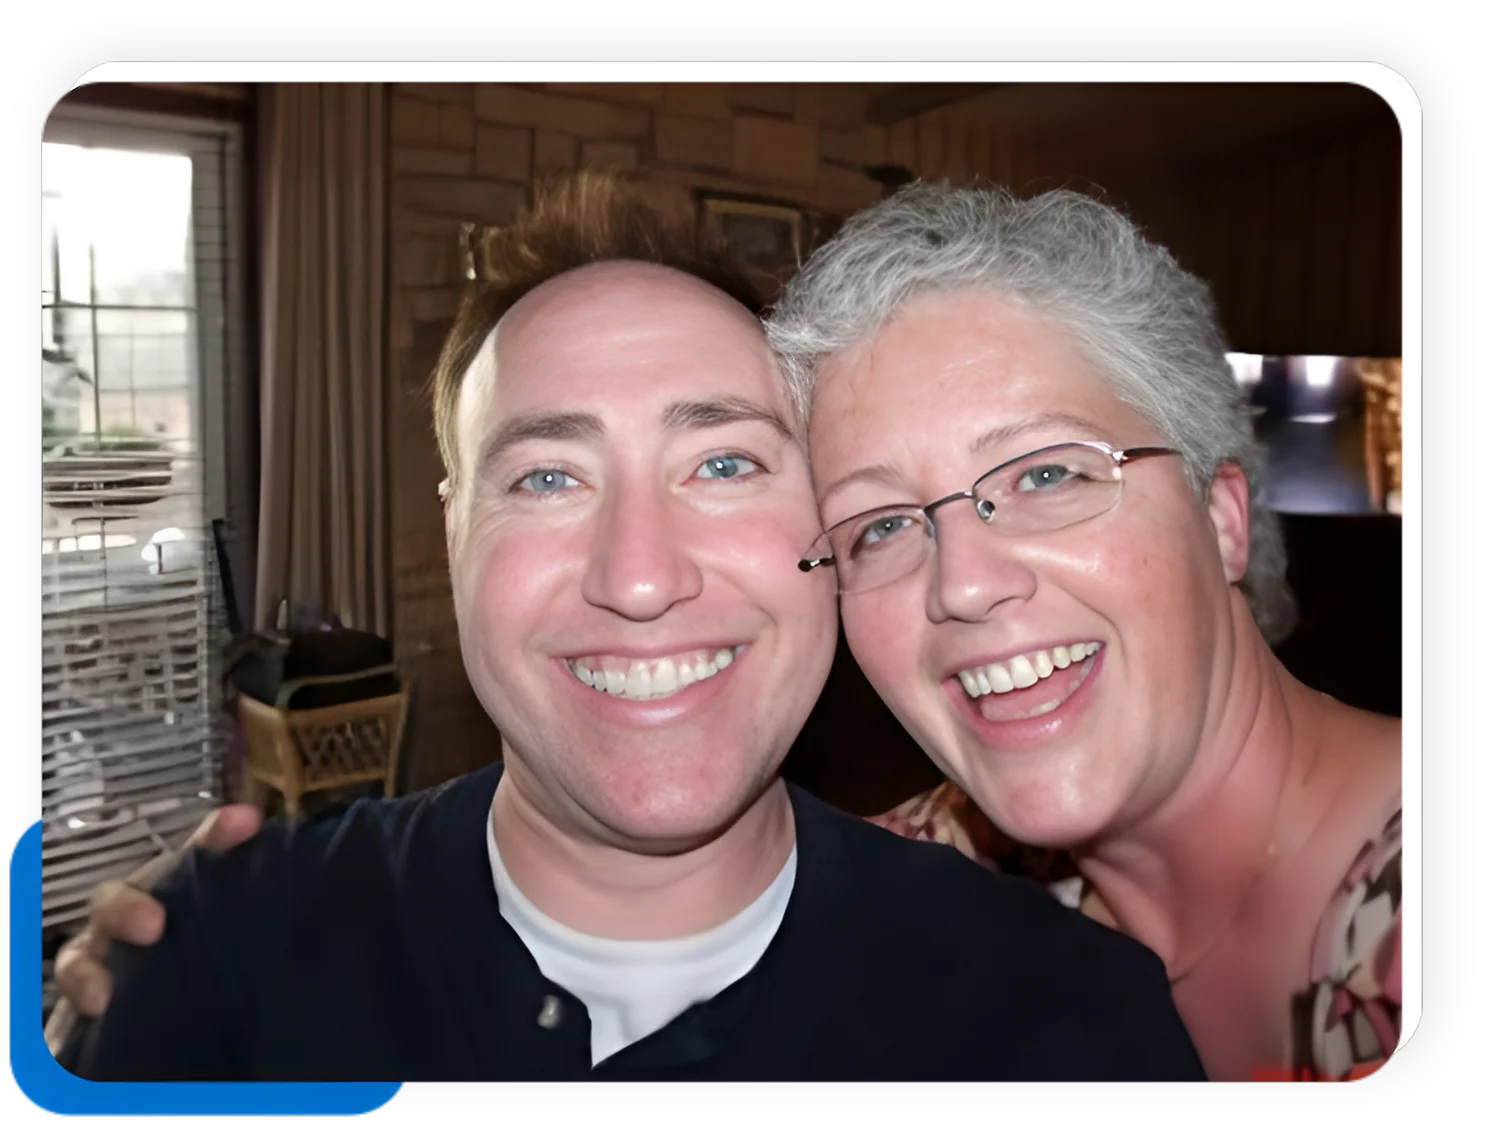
left=891, top=85, right=1403, bottom=359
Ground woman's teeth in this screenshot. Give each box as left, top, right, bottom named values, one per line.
left=956, top=642, right=1102, bottom=699
left=567, top=648, right=741, bottom=701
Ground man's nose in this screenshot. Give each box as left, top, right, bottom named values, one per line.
left=924, top=499, right=1037, bottom=624
left=581, top=483, right=704, bottom=621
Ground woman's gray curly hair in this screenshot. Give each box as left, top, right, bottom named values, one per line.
left=766, top=182, right=1295, bottom=643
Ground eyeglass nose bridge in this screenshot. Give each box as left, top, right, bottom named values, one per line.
left=922, top=489, right=996, bottom=533
left=798, top=484, right=1001, bottom=576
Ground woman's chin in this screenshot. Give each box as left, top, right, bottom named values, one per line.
left=972, top=786, right=1119, bottom=853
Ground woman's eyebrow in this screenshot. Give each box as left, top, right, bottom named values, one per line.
left=969, top=411, right=1103, bottom=456
left=816, top=464, right=904, bottom=512
left=819, top=411, right=1103, bottom=510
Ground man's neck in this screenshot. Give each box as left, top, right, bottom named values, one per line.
left=491, top=766, right=796, bottom=940
left=1074, top=596, right=1335, bottom=979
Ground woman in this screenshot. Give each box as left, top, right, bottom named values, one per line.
left=767, top=183, right=1402, bottom=1081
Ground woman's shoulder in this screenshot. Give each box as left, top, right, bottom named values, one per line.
left=868, top=781, right=1083, bottom=904
left=869, top=781, right=1008, bottom=863
left=1291, top=798, right=1403, bottom=1080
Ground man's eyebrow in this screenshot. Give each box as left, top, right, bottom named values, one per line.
left=472, top=398, right=791, bottom=479
left=474, top=410, right=605, bottom=477
left=662, top=396, right=795, bottom=439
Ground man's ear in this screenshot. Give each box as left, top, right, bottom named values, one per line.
left=1206, top=462, right=1251, bottom=584
left=440, top=478, right=458, bottom=558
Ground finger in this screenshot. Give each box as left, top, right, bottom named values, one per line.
left=54, top=927, right=99, bottom=976
left=195, top=803, right=263, bottom=852
left=120, top=845, right=186, bottom=894
left=53, top=936, right=115, bottom=1017
left=44, top=1000, right=79, bottom=1057
left=65, top=921, right=111, bottom=962
left=89, top=879, right=167, bottom=946
left=181, top=807, right=223, bottom=850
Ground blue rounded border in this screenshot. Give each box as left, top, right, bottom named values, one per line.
left=9, top=821, right=401, bottom=1114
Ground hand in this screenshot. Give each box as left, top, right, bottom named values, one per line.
left=45, top=804, right=263, bottom=1054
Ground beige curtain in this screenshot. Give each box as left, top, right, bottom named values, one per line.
left=256, top=84, right=391, bottom=635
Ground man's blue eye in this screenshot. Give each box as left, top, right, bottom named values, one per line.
left=518, top=469, right=577, bottom=494
left=696, top=455, right=759, bottom=480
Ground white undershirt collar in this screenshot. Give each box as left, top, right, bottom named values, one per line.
left=486, top=798, right=796, bottom=1066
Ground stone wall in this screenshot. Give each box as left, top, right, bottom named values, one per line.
left=386, top=82, right=888, bottom=792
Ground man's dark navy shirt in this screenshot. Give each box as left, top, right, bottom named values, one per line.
left=65, top=764, right=1205, bottom=1080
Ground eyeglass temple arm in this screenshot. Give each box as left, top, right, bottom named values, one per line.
left=1115, top=445, right=1179, bottom=464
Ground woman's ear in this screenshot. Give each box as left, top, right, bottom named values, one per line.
left=1206, top=462, right=1252, bottom=584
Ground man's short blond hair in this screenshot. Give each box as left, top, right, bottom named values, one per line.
left=430, top=171, right=760, bottom=495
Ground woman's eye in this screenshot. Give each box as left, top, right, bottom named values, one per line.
left=863, top=516, right=907, bottom=544
left=695, top=454, right=760, bottom=481
left=1015, top=463, right=1075, bottom=492
left=516, top=469, right=578, bottom=495
left=853, top=514, right=917, bottom=554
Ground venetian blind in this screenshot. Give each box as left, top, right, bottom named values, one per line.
left=40, top=116, right=241, bottom=931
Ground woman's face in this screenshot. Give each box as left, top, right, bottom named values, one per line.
left=806, top=289, right=1251, bottom=847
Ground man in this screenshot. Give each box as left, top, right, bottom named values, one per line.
left=57, top=173, right=1203, bottom=1081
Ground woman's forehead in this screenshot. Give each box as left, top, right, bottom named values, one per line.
left=814, top=295, right=1119, bottom=436
left=804, top=294, right=1163, bottom=513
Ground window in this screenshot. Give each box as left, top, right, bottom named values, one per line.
left=40, top=111, right=244, bottom=945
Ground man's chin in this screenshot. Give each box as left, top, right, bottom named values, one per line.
left=591, top=798, right=760, bottom=854
left=582, top=771, right=787, bottom=855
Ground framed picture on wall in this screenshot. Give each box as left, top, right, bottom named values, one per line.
left=698, top=192, right=826, bottom=306
left=460, top=192, right=844, bottom=308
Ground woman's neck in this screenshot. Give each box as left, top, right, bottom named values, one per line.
left=1074, top=601, right=1333, bottom=979
left=491, top=762, right=796, bottom=940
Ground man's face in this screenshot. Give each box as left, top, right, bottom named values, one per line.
left=446, top=262, right=837, bottom=851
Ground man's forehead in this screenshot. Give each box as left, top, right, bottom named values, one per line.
left=453, top=324, right=502, bottom=463
left=458, top=264, right=788, bottom=429
left=503, top=259, right=757, bottom=343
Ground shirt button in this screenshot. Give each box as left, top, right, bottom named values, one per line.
left=536, top=994, right=563, bottom=1030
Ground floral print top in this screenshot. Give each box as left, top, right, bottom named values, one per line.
left=870, top=783, right=1403, bottom=1081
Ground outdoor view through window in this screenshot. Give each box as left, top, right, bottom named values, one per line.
left=40, top=139, right=224, bottom=977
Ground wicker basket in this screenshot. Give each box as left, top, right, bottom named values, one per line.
left=237, top=665, right=409, bottom=815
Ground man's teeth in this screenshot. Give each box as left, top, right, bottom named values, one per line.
left=568, top=648, right=742, bottom=701
left=957, top=642, right=1102, bottom=699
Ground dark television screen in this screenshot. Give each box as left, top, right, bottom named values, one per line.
left=1227, top=353, right=1401, bottom=517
